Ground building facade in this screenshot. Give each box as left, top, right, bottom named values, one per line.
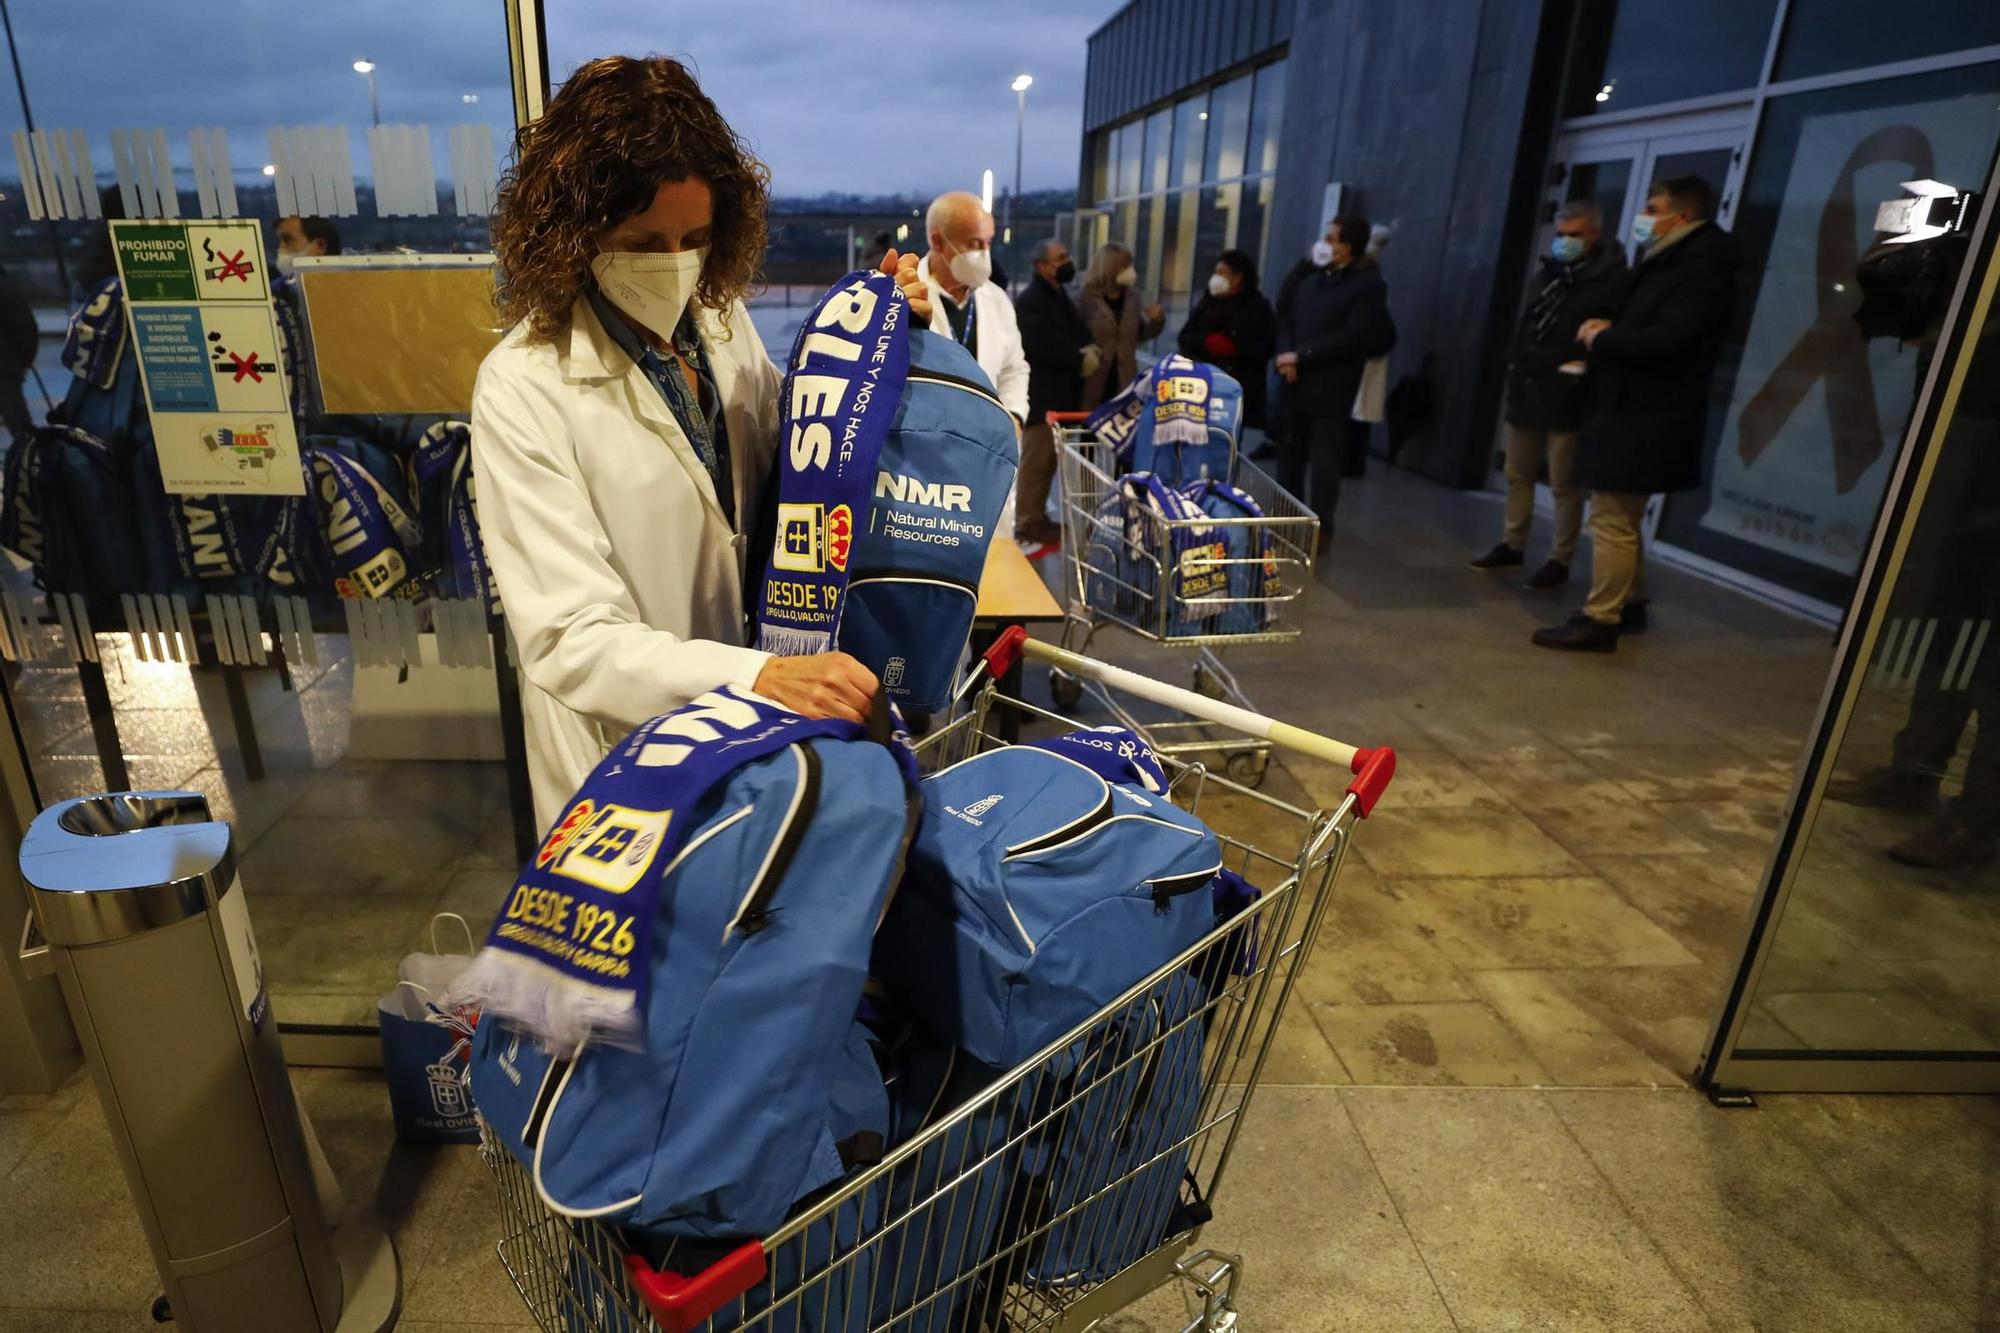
left=1077, top=0, right=2000, bottom=617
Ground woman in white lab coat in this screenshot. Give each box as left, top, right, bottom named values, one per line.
left=473, top=55, right=931, bottom=827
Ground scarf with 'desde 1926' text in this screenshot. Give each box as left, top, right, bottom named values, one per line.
left=755, top=270, right=910, bottom=658
left=446, top=687, right=890, bottom=1049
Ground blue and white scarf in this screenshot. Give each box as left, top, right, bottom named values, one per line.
left=1086, top=363, right=1152, bottom=461
left=1032, top=725, right=1168, bottom=792
left=410, top=421, right=496, bottom=610
left=63, top=277, right=127, bottom=390
left=755, top=270, right=911, bottom=658
left=304, top=441, right=422, bottom=601
left=1119, top=471, right=1227, bottom=609
left=448, top=687, right=901, bottom=1048
left=1148, top=354, right=1214, bottom=449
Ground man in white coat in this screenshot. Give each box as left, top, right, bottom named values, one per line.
left=918, top=191, right=1030, bottom=539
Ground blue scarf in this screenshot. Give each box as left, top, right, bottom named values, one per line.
left=304, top=441, right=421, bottom=600
left=755, top=271, right=910, bottom=657
left=410, top=421, right=496, bottom=610
left=448, top=687, right=904, bottom=1048
left=1032, top=725, right=1168, bottom=791
left=1118, top=471, right=1227, bottom=607
left=1086, top=363, right=1152, bottom=462
left=1148, top=354, right=1214, bottom=449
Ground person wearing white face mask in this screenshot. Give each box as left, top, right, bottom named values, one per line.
left=472, top=55, right=933, bottom=828
left=1175, top=248, right=1276, bottom=442
left=1076, top=242, right=1164, bottom=408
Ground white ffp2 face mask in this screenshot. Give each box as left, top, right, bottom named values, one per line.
left=591, top=246, right=709, bottom=336
left=1310, top=240, right=1335, bottom=267
left=947, top=246, right=992, bottom=289
left=1208, top=272, right=1231, bottom=297
left=1115, top=266, right=1138, bottom=288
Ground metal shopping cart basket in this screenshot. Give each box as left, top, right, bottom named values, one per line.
left=476, top=630, right=1396, bottom=1333
left=1047, top=413, right=1320, bottom=788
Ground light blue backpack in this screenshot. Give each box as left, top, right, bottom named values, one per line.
left=839, top=330, right=1018, bottom=713
left=469, top=731, right=917, bottom=1244
left=1183, top=478, right=1276, bottom=636
left=872, top=738, right=1223, bottom=1070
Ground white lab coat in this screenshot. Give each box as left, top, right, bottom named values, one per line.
left=915, top=255, right=1030, bottom=423
left=471, top=295, right=782, bottom=830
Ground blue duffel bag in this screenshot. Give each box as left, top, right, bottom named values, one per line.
left=1085, top=474, right=1231, bottom=638
left=469, top=731, right=917, bottom=1246
left=872, top=732, right=1223, bottom=1071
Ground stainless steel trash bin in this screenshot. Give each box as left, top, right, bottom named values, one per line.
left=18, top=791, right=399, bottom=1333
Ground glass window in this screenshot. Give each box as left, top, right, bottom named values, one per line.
left=1239, top=176, right=1275, bottom=284
left=1111, top=198, right=1138, bottom=255
left=1193, top=182, right=1242, bottom=279
left=0, top=1, right=519, bottom=1038
left=1160, top=187, right=1200, bottom=303
left=1137, top=193, right=1165, bottom=293
left=1566, top=0, right=1779, bottom=117
left=1143, top=107, right=1173, bottom=195
left=1249, top=61, right=1286, bottom=178
left=1202, top=75, right=1254, bottom=182
left=1171, top=94, right=1206, bottom=189
left=1564, top=157, right=1636, bottom=243
left=1114, top=120, right=1143, bottom=200
left=1732, top=239, right=2000, bottom=1060
left=1654, top=62, right=2000, bottom=608
left=1776, top=0, right=2000, bottom=82
left=1088, top=130, right=1112, bottom=206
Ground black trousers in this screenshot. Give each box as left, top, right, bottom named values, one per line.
left=1277, top=411, right=1343, bottom=536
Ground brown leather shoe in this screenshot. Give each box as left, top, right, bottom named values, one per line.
left=1886, top=809, right=1997, bottom=869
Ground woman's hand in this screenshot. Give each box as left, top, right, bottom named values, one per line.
left=1578, top=318, right=1612, bottom=350
left=753, top=652, right=879, bottom=724
left=880, top=248, right=935, bottom=324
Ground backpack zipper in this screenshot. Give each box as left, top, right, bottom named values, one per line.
left=729, top=744, right=822, bottom=937
left=907, top=366, right=1008, bottom=414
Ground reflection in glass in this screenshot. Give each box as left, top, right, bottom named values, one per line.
left=1171, top=95, right=1206, bottom=190
left=1565, top=0, right=1777, bottom=118
left=1193, top=183, right=1241, bottom=287
left=1202, top=76, right=1253, bottom=183
left=1775, top=0, right=2000, bottom=83
left=1114, top=121, right=1143, bottom=200
left=1652, top=66, right=2000, bottom=606
left=1565, top=157, right=1634, bottom=243
left=1143, top=107, right=1173, bottom=195
left=1088, top=130, right=1112, bottom=205
left=1745, top=294, right=2000, bottom=1056
left=1161, top=187, right=1199, bottom=306
left=1249, top=63, right=1286, bottom=178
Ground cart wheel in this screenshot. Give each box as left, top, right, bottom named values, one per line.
left=1049, top=668, right=1083, bottom=710
left=151, top=1295, right=173, bottom=1323
left=1225, top=751, right=1269, bottom=788
left=1207, top=1313, right=1238, bottom=1332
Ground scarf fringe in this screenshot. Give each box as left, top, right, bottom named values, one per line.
left=445, top=948, right=643, bottom=1052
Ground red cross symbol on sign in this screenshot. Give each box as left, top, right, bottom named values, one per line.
left=228, top=351, right=265, bottom=383
left=212, top=249, right=253, bottom=282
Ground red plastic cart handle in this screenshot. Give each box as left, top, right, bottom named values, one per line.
left=624, top=1240, right=767, bottom=1333
left=1045, top=410, right=1092, bottom=425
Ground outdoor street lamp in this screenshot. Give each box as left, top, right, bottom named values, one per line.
left=1008, top=73, right=1032, bottom=238
left=353, top=59, right=380, bottom=127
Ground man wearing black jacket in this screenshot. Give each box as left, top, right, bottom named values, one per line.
left=1471, top=201, right=1629, bottom=587
left=1534, top=176, right=1742, bottom=652
left=1274, top=214, right=1395, bottom=542
left=1013, top=238, right=1096, bottom=548
left=0, top=265, right=38, bottom=445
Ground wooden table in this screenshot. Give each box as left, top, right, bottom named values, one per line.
left=971, top=538, right=1065, bottom=739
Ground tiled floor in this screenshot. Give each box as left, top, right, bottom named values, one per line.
left=3, top=465, right=1996, bottom=1330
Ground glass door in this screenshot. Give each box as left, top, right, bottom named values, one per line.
left=1701, top=142, right=2000, bottom=1093
left=0, top=0, right=530, bottom=1065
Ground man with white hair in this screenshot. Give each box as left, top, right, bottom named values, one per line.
left=919, top=191, right=1029, bottom=425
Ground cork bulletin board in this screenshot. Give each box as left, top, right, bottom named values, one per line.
left=296, top=255, right=505, bottom=414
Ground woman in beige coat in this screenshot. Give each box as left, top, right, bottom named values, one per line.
left=1077, top=241, right=1164, bottom=407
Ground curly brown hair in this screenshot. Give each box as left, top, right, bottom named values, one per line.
left=491, top=55, right=770, bottom=343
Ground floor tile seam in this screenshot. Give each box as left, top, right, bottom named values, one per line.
left=1539, top=1088, right=1735, bottom=1329
left=1331, top=1084, right=1468, bottom=1333
left=1296, top=997, right=1361, bottom=1085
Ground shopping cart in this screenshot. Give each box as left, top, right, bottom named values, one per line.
left=1047, top=413, right=1320, bottom=788
left=477, top=630, right=1394, bottom=1333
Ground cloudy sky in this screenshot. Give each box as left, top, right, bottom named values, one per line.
left=0, top=0, right=1119, bottom=200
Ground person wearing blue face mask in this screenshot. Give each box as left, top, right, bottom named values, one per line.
left=1470, top=201, right=1627, bottom=587
left=1534, top=175, right=1742, bottom=653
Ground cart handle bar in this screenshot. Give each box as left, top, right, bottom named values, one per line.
left=980, top=626, right=1397, bottom=816
left=625, top=1240, right=767, bottom=1333
left=1046, top=410, right=1093, bottom=424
